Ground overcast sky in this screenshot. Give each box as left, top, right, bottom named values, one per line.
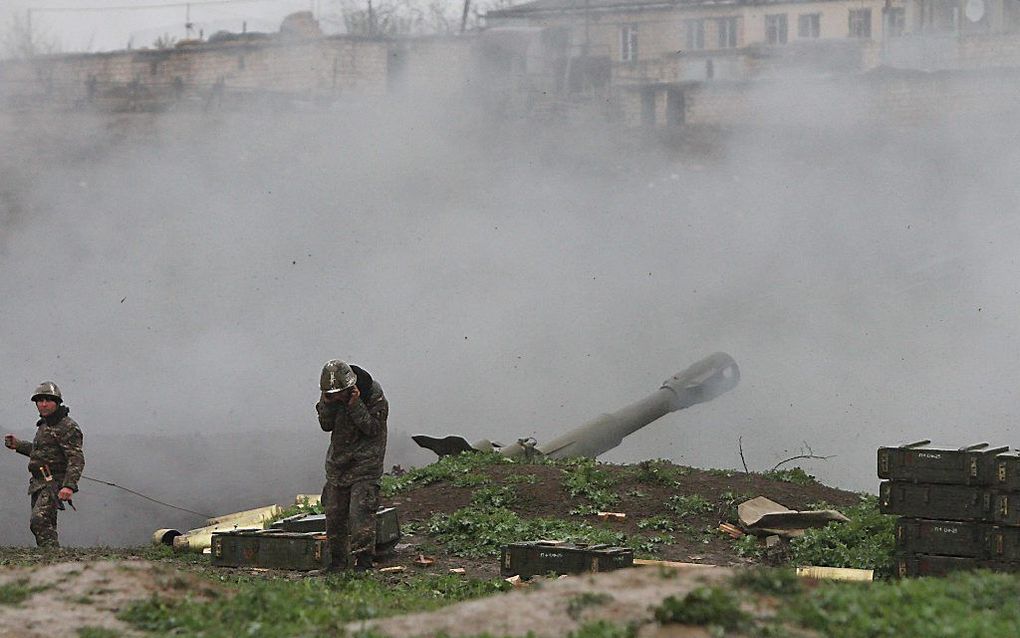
left=7, top=0, right=366, bottom=53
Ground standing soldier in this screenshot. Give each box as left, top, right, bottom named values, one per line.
left=4, top=382, right=85, bottom=548
left=317, top=359, right=388, bottom=572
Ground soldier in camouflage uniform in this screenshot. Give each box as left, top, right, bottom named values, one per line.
left=4, top=381, right=85, bottom=548
left=317, top=360, right=388, bottom=572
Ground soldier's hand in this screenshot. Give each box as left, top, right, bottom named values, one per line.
left=3, top=434, right=16, bottom=450
left=346, top=385, right=361, bottom=406
left=57, top=487, right=74, bottom=501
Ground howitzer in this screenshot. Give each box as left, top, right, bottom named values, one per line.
left=414, top=352, right=740, bottom=460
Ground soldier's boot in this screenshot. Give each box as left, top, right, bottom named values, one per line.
left=352, top=552, right=374, bottom=573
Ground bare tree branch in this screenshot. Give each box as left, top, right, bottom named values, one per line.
left=738, top=436, right=749, bottom=473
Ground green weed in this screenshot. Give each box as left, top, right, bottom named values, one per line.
left=761, top=467, right=817, bottom=485
left=630, top=459, right=689, bottom=486
left=788, top=495, right=895, bottom=577
left=120, top=573, right=508, bottom=637
left=426, top=506, right=626, bottom=557
left=566, top=592, right=614, bottom=620
left=732, top=566, right=802, bottom=596
left=664, top=494, right=713, bottom=518
left=562, top=459, right=620, bottom=512
left=653, top=586, right=750, bottom=631
left=380, top=452, right=507, bottom=497
left=0, top=579, right=47, bottom=605
left=470, top=485, right=519, bottom=509
left=76, top=628, right=122, bottom=638
left=637, top=516, right=676, bottom=532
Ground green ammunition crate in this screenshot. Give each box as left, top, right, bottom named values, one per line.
left=500, top=541, right=633, bottom=579
left=211, top=530, right=330, bottom=570
left=992, top=492, right=1020, bottom=526
left=877, top=442, right=1007, bottom=485
left=895, top=518, right=989, bottom=558
left=269, top=506, right=401, bottom=552
left=895, top=554, right=989, bottom=578
left=879, top=481, right=992, bottom=521
left=994, top=453, right=1020, bottom=491
left=987, top=526, right=1020, bottom=561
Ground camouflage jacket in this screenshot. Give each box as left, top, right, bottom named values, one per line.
left=317, top=380, right=388, bottom=487
left=15, top=405, right=85, bottom=495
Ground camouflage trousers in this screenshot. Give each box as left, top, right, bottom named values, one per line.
left=322, top=479, right=379, bottom=570
left=30, top=488, right=60, bottom=548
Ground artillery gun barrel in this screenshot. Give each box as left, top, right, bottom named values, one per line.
left=498, top=352, right=740, bottom=460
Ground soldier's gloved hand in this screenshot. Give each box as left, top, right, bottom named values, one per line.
left=58, top=487, right=74, bottom=501
left=346, top=385, right=361, bottom=407
left=3, top=434, right=16, bottom=450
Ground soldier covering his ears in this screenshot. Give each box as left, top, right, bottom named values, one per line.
left=317, top=360, right=388, bottom=572
left=4, top=381, right=85, bottom=548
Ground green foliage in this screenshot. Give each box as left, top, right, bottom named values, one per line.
left=471, top=485, right=519, bottom=509
left=120, top=573, right=509, bottom=637
left=731, top=567, right=802, bottom=596
left=628, top=534, right=675, bottom=555
left=637, top=515, right=676, bottom=532
left=653, top=586, right=750, bottom=631
left=630, top=459, right=689, bottom=486
left=566, top=592, right=614, bottom=620
left=568, top=620, right=638, bottom=638
left=380, top=452, right=507, bottom=497
left=426, top=506, right=626, bottom=558
left=562, top=458, right=620, bottom=513
left=780, top=570, right=1020, bottom=637
left=718, top=491, right=752, bottom=525
left=503, top=473, right=538, bottom=485
left=762, top=467, right=817, bottom=485
left=0, top=579, right=47, bottom=605
left=267, top=495, right=323, bottom=525
left=77, top=628, right=122, bottom=638
left=664, top=494, right=713, bottom=518
left=732, top=534, right=764, bottom=559
left=788, top=495, right=896, bottom=577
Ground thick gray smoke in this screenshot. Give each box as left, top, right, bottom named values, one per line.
left=1, top=79, right=1019, bottom=547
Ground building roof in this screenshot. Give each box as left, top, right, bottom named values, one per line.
left=487, top=0, right=836, bottom=17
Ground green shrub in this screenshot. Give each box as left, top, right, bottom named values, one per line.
left=426, top=506, right=626, bottom=558
left=630, top=459, right=689, bottom=486
left=653, top=586, right=750, bottom=631
left=788, top=495, right=895, bottom=577
left=380, top=452, right=507, bottom=497
left=664, top=494, right=713, bottom=518
left=732, top=567, right=802, bottom=596
left=761, top=467, right=817, bottom=485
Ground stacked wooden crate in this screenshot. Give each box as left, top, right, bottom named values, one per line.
left=878, top=441, right=1020, bottom=576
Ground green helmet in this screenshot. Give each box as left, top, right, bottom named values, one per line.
left=320, top=359, right=357, bottom=394
left=31, top=381, right=62, bottom=403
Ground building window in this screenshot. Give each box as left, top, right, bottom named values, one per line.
left=886, top=7, right=905, bottom=36
left=765, top=14, right=788, bottom=44
left=621, top=25, right=639, bottom=62
left=717, top=17, right=738, bottom=48
left=685, top=19, right=705, bottom=50
left=798, top=13, right=820, bottom=38
left=849, top=8, right=872, bottom=38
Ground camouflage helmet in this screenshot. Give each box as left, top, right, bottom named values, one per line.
left=31, top=381, right=62, bottom=403
left=320, top=359, right=357, bottom=394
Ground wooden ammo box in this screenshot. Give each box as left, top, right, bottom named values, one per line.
left=879, top=481, right=992, bottom=521
left=895, top=518, right=990, bottom=558
left=269, top=506, right=402, bottom=552
left=211, top=530, right=330, bottom=570
left=500, top=541, right=633, bottom=579
left=877, top=441, right=1007, bottom=485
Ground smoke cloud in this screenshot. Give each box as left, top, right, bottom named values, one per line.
left=2, top=73, right=1019, bottom=546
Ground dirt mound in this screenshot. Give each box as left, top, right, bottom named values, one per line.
left=376, top=461, right=863, bottom=578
